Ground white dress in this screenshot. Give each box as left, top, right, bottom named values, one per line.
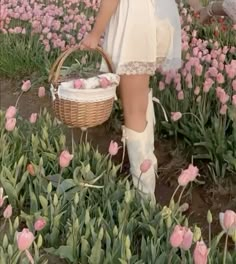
left=101, top=0, right=181, bottom=75
left=223, top=0, right=236, bottom=23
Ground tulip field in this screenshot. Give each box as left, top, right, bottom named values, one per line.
left=0, top=0, right=236, bottom=263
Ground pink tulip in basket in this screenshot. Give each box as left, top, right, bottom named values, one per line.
left=48, top=46, right=119, bottom=129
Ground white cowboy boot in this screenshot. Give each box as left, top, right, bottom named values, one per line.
left=146, top=89, right=158, bottom=172
left=122, top=125, right=156, bottom=197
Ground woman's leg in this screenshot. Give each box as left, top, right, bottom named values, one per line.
left=119, top=74, right=149, bottom=132
left=119, top=74, right=156, bottom=197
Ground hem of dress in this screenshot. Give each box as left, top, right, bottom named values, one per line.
left=116, top=59, right=165, bottom=76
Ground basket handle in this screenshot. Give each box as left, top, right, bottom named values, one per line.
left=49, top=46, right=114, bottom=87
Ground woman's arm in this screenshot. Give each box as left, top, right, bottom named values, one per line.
left=92, top=0, right=120, bottom=38
left=80, top=0, right=120, bottom=49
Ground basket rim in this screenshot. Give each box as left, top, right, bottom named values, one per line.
left=51, top=83, right=117, bottom=93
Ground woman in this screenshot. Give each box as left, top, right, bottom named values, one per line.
left=80, top=0, right=181, bottom=198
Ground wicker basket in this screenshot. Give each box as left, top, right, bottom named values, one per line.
left=48, top=46, right=118, bottom=129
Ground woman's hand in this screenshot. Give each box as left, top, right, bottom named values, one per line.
left=80, top=32, right=100, bottom=50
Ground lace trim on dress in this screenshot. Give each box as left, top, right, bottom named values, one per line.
left=117, top=58, right=165, bottom=75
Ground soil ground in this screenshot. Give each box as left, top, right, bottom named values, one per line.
left=1, top=77, right=236, bottom=262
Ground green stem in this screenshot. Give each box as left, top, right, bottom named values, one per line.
left=137, top=172, right=142, bottom=191
left=56, top=168, right=63, bottom=193
left=11, top=251, right=22, bottom=264
left=169, top=185, right=181, bottom=206
left=209, top=222, right=211, bottom=248
left=177, top=186, right=186, bottom=206
left=223, top=233, right=229, bottom=264
left=71, top=128, right=75, bottom=155
left=167, top=247, right=175, bottom=264
left=181, top=249, right=185, bottom=264
left=15, top=91, right=24, bottom=108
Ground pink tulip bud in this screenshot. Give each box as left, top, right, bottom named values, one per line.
left=99, top=77, right=111, bottom=88
left=5, top=118, right=16, bottom=131
left=0, top=187, right=8, bottom=207
left=34, top=218, right=46, bottom=231
left=38, top=86, right=46, bottom=97
left=3, top=204, right=12, bottom=219
left=17, top=228, right=35, bottom=251
left=59, top=150, right=73, bottom=168
left=27, top=164, right=35, bottom=176
left=193, top=241, right=208, bottom=264
left=108, top=140, right=119, bottom=156
left=74, top=79, right=84, bottom=89
left=171, top=112, right=182, bottom=122
left=179, top=203, right=189, bottom=213
left=21, top=80, right=31, bottom=92
left=5, top=106, right=17, bottom=119
left=29, top=113, right=37, bottom=124
left=140, top=159, right=152, bottom=173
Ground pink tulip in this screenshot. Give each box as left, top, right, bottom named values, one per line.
left=219, top=54, right=226, bottom=63
left=99, top=77, right=111, bottom=88
left=5, top=106, right=17, bottom=119
left=194, top=86, right=200, bottom=96
left=216, top=73, right=225, bottom=84
left=108, top=140, right=119, bottom=156
left=220, top=104, right=227, bottom=115
left=21, top=80, right=31, bottom=92
left=38, top=86, right=46, bottom=97
left=27, top=164, right=35, bottom=176
left=29, top=113, right=37, bottom=124
left=193, top=241, right=208, bottom=264
left=223, top=210, right=236, bottom=230
left=171, top=112, right=182, bottom=122
left=5, top=118, right=16, bottom=131
left=3, top=204, right=12, bottom=219
left=177, top=91, right=184, bottom=100
left=232, top=80, right=236, bottom=91
left=0, top=187, right=8, bottom=207
left=170, top=225, right=193, bottom=250
left=203, top=78, right=214, bottom=93
left=140, top=159, right=152, bottom=173
left=178, top=164, right=199, bottom=186
left=208, top=67, right=218, bottom=77
left=195, top=65, right=203, bottom=76
left=17, top=228, right=34, bottom=251
left=232, top=95, right=236, bottom=107
left=216, top=87, right=229, bottom=104
left=218, top=62, right=225, bottom=71
left=34, top=218, right=46, bottom=231
left=159, top=81, right=165, bottom=91
left=74, top=79, right=84, bottom=89
left=181, top=228, right=193, bottom=250
left=170, top=225, right=185, bottom=248
left=59, top=150, right=73, bottom=168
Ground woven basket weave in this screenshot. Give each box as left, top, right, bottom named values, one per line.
left=48, top=46, right=117, bottom=128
